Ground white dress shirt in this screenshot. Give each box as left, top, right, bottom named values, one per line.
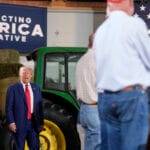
left=93, top=11, right=150, bottom=92
left=22, top=82, right=34, bottom=113
left=76, top=48, right=97, bottom=104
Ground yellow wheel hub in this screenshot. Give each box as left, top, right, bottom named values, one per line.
left=24, top=119, right=66, bottom=150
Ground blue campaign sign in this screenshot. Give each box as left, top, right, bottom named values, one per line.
left=0, top=4, right=47, bottom=53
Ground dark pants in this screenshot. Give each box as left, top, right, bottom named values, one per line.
left=14, top=120, right=39, bottom=150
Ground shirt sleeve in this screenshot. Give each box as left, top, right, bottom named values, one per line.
left=131, top=18, right=150, bottom=70
left=5, top=86, right=15, bottom=124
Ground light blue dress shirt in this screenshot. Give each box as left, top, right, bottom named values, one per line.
left=93, top=10, right=150, bottom=92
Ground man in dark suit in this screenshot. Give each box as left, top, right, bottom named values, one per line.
left=5, top=66, right=43, bottom=150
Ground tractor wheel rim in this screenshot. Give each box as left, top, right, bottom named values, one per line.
left=24, top=119, right=66, bottom=150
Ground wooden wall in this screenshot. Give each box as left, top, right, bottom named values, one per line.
left=0, top=0, right=106, bottom=11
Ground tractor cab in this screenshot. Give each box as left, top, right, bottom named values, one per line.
left=27, top=47, right=87, bottom=150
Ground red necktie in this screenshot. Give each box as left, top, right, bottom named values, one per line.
left=25, top=85, right=32, bottom=120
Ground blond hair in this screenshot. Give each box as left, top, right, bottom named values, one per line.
left=19, top=66, right=33, bottom=76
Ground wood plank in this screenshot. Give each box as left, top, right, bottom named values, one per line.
left=0, top=0, right=106, bottom=11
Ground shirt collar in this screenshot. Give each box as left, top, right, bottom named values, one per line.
left=108, top=10, right=129, bottom=18
left=21, top=81, right=30, bottom=87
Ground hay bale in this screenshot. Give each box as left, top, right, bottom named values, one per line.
left=0, top=63, right=22, bottom=79
left=0, top=77, right=19, bottom=115
left=0, top=50, right=22, bottom=115
left=0, top=92, right=7, bottom=116
left=0, top=77, right=19, bottom=91
left=0, top=49, right=20, bottom=63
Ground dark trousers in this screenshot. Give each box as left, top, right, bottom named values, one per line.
left=14, top=120, right=39, bottom=150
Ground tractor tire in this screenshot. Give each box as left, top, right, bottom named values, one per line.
left=38, top=99, right=80, bottom=150
left=0, top=99, right=80, bottom=150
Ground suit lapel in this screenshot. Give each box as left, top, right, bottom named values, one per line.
left=17, top=82, right=24, bottom=95
left=17, top=82, right=27, bottom=107
left=31, top=83, right=36, bottom=113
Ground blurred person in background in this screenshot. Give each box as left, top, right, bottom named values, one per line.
left=76, top=34, right=101, bottom=150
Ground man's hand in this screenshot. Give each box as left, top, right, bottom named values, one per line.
left=9, top=123, right=17, bottom=133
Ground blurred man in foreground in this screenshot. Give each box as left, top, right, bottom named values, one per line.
left=94, top=0, right=150, bottom=149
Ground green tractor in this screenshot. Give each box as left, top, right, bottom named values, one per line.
left=0, top=48, right=150, bottom=150
left=26, top=47, right=87, bottom=150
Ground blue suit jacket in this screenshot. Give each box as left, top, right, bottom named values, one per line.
left=5, top=82, right=43, bottom=133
